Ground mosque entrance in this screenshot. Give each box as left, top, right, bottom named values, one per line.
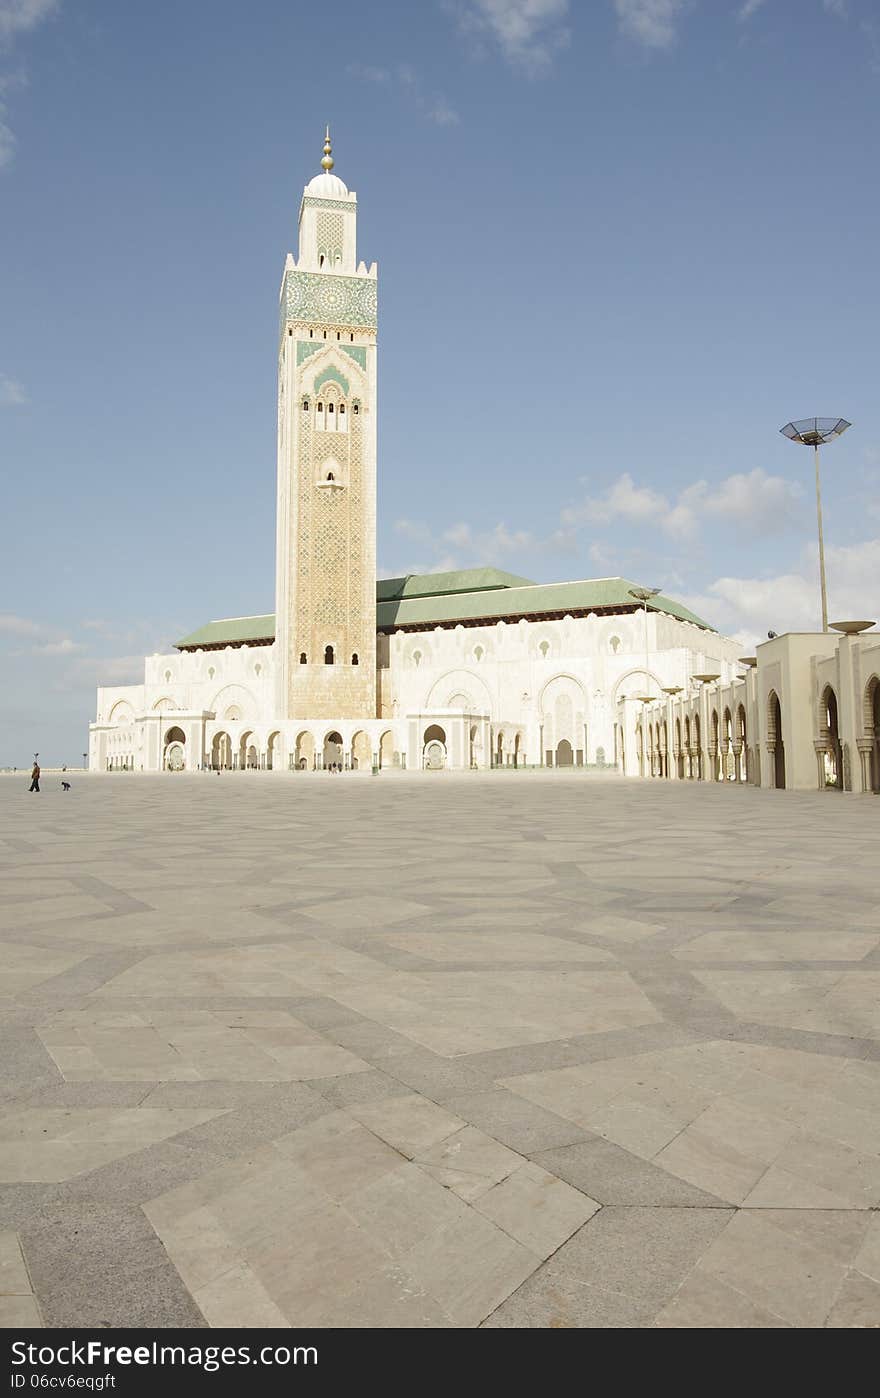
left=164, top=726, right=186, bottom=771
left=555, top=739, right=573, bottom=767
left=323, top=731, right=343, bottom=769
left=423, top=725, right=446, bottom=770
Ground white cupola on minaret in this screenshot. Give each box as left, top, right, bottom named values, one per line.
left=296, top=127, right=358, bottom=274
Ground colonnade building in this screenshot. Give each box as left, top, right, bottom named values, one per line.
left=630, top=625, right=880, bottom=794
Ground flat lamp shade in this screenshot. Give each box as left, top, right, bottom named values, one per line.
left=780, top=418, right=851, bottom=447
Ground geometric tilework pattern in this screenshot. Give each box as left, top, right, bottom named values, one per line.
left=2, top=771, right=880, bottom=1328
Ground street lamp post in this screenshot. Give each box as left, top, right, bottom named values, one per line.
left=628, top=586, right=661, bottom=699
left=780, top=417, right=851, bottom=633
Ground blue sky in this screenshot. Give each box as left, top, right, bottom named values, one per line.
left=2, top=0, right=879, bottom=763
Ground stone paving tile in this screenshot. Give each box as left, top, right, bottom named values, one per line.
left=3, top=771, right=880, bottom=1327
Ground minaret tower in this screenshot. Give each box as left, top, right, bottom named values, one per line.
left=275, top=130, right=378, bottom=720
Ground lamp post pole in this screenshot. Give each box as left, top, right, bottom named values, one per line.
left=813, top=443, right=828, bottom=633
left=628, top=586, right=661, bottom=698
left=780, top=418, right=851, bottom=634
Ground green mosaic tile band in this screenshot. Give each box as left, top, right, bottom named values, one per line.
left=340, top=344, right=367, bottom=369
left=282, top=270, right=377, bottom=329
left=296, top=341, right=323, bottom=365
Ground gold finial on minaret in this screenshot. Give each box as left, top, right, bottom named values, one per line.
left=321, top=126, right=334, bottom=172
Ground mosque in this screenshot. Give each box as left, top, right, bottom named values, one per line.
left=89, top=133, right=743, bottom=776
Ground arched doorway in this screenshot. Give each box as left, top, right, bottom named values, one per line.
left=164, top=726, right=186, bottom=771
left=821, top=685, right=842, bottom=789
left=495, top=731, right=504, bottom=767
left=267, top=731, right=282, bottom=771
left=684, top=716, right=692, bottom=779
left=323, top=731, right=343, bottom=769
left=211, top=732, right=231, bottom=769
left=556, top=739, right=574, bottom=767
left=768, top=691, right=785, bottom=789
left=513, top=732, right=521, bottom=768
left=351, top=730, right=372, bottom=770
left=239, top=730, right=254, bottom=770
left=295, top=731, right=315, bottom=770
left=866, top=677, right=880, bottom=793
left=379, top=730, right=394, bottom=769
left=676, top=718, right=684, bottom=779
left=694, top=714, right=703, bottom=780
left=737, top=705, right=748, bottom=782
left=423, top=724, right=446, bottom=770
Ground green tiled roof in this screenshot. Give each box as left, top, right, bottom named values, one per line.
left=176, top=615, right=275, bottom=649
left=176, top=575, right=714, bottom=649
left=376, top=578, right=714, bottom=631
left=376, top=568, right=534, bottom=602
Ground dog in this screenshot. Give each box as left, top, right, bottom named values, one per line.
left=61, top=781, right=71, bottom=791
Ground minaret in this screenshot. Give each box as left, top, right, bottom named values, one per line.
left=275, top=130, right=378, bottom=720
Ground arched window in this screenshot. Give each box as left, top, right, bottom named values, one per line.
left=302, top=399, right=309, bottom=411
left=208, top=667, right=215, bottom=680
left=324, top=645, right=335, bottom=665
left=327, top=471, right=335, bottom=481
left=474, top=645, right=484, bottom=662
left=539, top=640, right=550, bottom=659
left=413, top=650, right=422, bottom=668
left=609, top=636, right=621, bottom=654
left=299, top=652, right=307, bottom=664
left=353, top=403, right=359, bottom=415
left=351, top=653, right=359, bottom=665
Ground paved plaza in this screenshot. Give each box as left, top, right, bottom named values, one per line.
left=1, top=770, right=879, bottom=1329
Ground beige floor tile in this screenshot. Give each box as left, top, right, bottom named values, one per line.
left=401, top=1211, right=539, bottom=1326
left=474, top=1161, right=598, bottom=1258
left=416, top=1126, right=521, bottom=1201
left=348, top=1095, right=464, bottom=1157
left=653, top=1270, right=790, bottom=1328
left=695, top=1212, right=849, bottom=1327
left=0, top=1295, right=42, bottom=1327
left=0, top=1232, right=31, bottom=1295
left=193, top=1262, right=289, bottom=1328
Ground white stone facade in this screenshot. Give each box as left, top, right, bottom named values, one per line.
left=90, top=140, right=744, bottom=775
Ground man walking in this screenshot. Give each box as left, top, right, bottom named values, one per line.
left=29, top=760, right=40, bottom=793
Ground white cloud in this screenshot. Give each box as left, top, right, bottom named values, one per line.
left=32, top=637, right=81, bottom=656
left=453, top=0, right=570, bottom=73
left=0, top=612, right=41, bottom=635
left=0, top=117, right=14, bottom=168
left=0, top=0, right=58, bottom=41
left=348, top=62, right=460, bottom=125
left=0, top=4, right=58, bottom=172
left=393, top=516, right=534, bottom=569
left=683, top=536, right=880, bottom=645
left=737, top=0, right=767, bottom=19
left=57, top=654, right=145, bottom=690
left=0, top=372, right=27, bottom=405
left=562, top=468, right=801, bottom=540
left=613, top=0, right=687, bottom=50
